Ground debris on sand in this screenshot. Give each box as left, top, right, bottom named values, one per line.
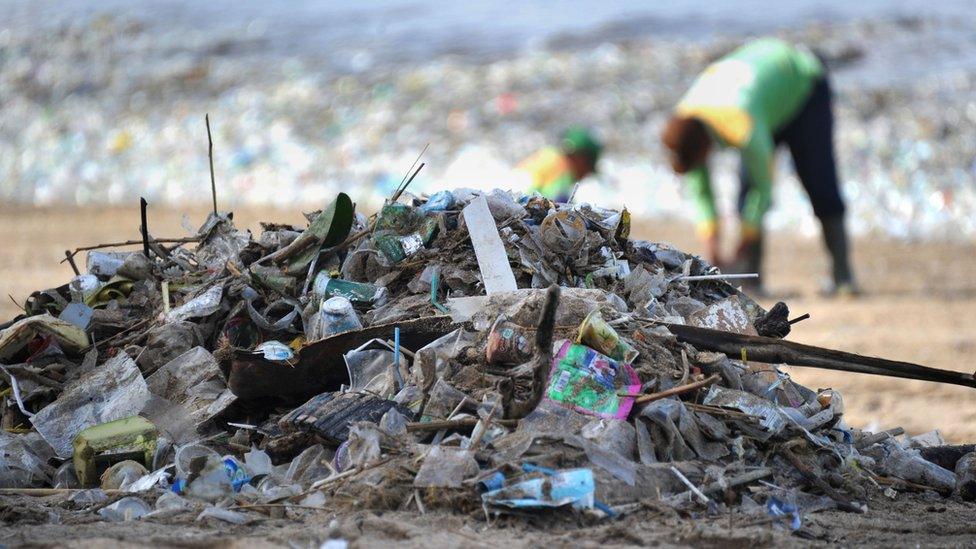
left=1, top=188, right=972, bottom=532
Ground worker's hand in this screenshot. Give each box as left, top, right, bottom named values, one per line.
left=704, top=232, right=722, bottom=267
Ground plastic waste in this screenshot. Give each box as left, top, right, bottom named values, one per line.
left=482, top=468, right=594, bottom=510
left=166, top=286, right=223, bottom=323
left=73, top=416, right=157, bottom=487
left=86, top=251, right=129, bottom=279
left=0, top=313, right=89, bottom=362
left=954, top=452, right=976, bottom=501
left=100, top=460, right=149, bottom=490
left=576, top=309, right=638, bottom=363
left=419, top=190, right=455, bottom=213
left=702, top=386, right=787, bottom=441
left=312, top=273, right=388, bottom=306
left=255, top=340, right=294, bottom=362
left=485, top=315, right=533, bottom=365
left=68, top=274, right=101, bottom=303
left=53, top=461, right=80, bottom=489
left=343, top=339, right=408, bottom=396
left=871, top=440, right=956, bottom=494
left=98, top=497, right=151, bottom=522
left=154, top=490, right=192, bottom=512
left=0, top=431, right=56, bottom=488
left=244, top=447, right=273, bottom=477
left=461, top=195, right=518, bottom=294
left=544, top=341, right=640, bottom=420
left=59, top=302, right=94, bottom=330
left=766, top=497, right=802, bottom=530
left=413, top=446, right=479, bottom=488
left=309, top=296, right=362, bottom=340
left=197, top=506, right=248, bottom=524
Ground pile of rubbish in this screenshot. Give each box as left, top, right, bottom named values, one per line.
left=2, top=188, right=974, bottom=529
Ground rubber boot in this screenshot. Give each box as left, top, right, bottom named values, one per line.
left=820, top=215, right=857, bottom=295
left=730, top=233, right=764, bottom=296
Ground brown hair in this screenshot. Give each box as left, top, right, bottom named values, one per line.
left=661, top=116, right=711, bottom=174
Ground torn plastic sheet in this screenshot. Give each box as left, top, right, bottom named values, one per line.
left=0, top=431, right=56, bottom=488
left=482, top=468, right=594, bottom=510
left=146, top=347, right=235, bottom=428
left=344, top=339, right=409, bottom=396
left=687, top=295, right=758, bottom=335
left=412, top=328, right=477, bottom=389
left=544, top=341, right=640, bottom=420
left=702, top=386, right=787, bottom=441
left=30, top=353, right=150, bottom=458
left=413, top=446, right=479, bottom=488
left=640, top=399, right=728, bottom=461
left=0, top=314, right=89, bottom=362
left=167, top=286, right=223, bottom=323
left=195, top=212, right=252, bottom=269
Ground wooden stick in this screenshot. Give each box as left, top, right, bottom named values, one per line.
left=61, top=237, right=201, bottom=264
left=655, top=321, right=976, bottom=389
left=206, top=114, right=217, bottom=215
left=391, top=144, right=429, bottom=202
left=634, top=374, right=720, bottom=405
left=701, top=467, right=775, bottom=494
left=139, top=197, right=150, bottom=259
left=788, top=313, right=811, bottom=325
left=0, top=488, right=126, bottom=496
left=390, top=162, right=425, bottom=204
left=64, top=250, right=80, bottom=275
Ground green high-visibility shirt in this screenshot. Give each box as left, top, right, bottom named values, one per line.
left=676, top=38, right=824, bottom=236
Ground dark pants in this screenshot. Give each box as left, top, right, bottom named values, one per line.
left=736, top=75, right=854, bottom=287
left=737, top=76, right=845, bottom=219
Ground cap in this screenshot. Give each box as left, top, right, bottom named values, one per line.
left=560, top=126, right=602, bottom=166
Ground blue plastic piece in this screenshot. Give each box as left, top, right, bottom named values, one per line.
left=766, top=497, right=801, bottom=530
left=482, top=468, right=594, bottom=509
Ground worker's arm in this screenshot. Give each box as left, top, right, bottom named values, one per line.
left=685, top=164, right=721, bottom=264
left=738, top=128, right=774, bottom=240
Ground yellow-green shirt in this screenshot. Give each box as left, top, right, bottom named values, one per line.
left=677, top=38, right=823, bottom=236
left=519, top=147, right=575, bottom=201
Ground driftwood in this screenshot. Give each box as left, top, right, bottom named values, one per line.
left=658, top=322, right=976, bottom=389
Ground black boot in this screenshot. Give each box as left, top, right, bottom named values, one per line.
left=820, top=215, right=857, bottom=295
left=730, top=232, right=764, bottom=296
